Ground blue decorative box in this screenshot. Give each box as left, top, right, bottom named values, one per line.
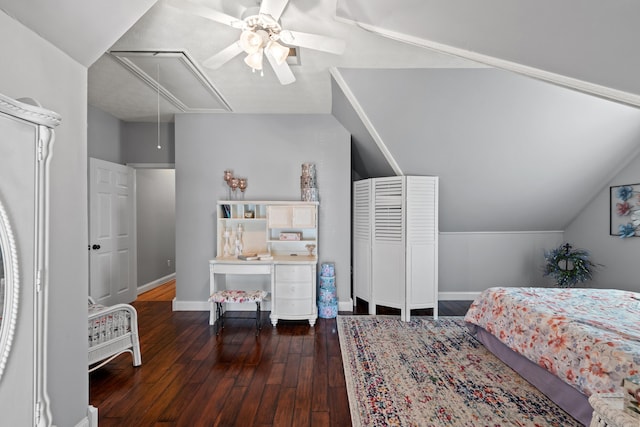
left=318, top=285, right=337, bottom=304
left=320, top=262, right=335, bottom=277
left=319, top=275, right=335, bottom=288
left=318, top=302, right=338, bottom=319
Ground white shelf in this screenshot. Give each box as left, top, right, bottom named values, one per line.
left=219, top=217, right=267, bottom=222
left=267, top=239, right=317, bottom=243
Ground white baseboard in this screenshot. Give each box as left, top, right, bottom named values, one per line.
left=438, top=291, right=481, bottom=301
left=138, top=273, right=175, bottom=295
left=338, top=298, right=353, bottom=312
left=74, top=406, right=97, bottom=427
left=172, top=298, right=352, bottom=313
left=172, top=298, right=209, bottom=311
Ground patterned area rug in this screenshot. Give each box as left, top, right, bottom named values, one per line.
left=337, top=316, right=581, bottom=427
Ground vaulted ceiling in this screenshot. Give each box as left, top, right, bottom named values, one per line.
left=2, top=0, right=638, bottom=116
left=1, top=0, right=639, bottom=232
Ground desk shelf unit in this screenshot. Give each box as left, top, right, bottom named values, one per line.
left=214, top=200, right=319, bottom=326
left=217, top=201, right=318, bottom=257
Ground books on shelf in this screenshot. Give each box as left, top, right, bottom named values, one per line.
left=237, top=252, right=273, bottom=261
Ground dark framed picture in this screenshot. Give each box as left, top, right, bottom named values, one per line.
left=221, top=204, right=231, bottom=219
left=610, top=183, right=640, bottom=238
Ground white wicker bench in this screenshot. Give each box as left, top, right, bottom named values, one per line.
left=88, top=297, right=142, bottom=372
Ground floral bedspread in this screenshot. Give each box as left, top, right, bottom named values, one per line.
left=464, top=287, right=640, bottom=396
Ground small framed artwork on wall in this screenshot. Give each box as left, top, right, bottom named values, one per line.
left=610, top=183, right=640, bottom=238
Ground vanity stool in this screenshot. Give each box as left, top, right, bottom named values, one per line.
left=209, top=290, right=268, bottom=336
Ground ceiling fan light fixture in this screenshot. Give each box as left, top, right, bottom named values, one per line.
left=186, top=0, right=345, bottom=85
left=266, top=41, right=289, bottom=65
left=278, top=30, right=294, bottom=45
left=239, top=29, right=264, bottom=54
left=244, top=48, right=264, bottom=71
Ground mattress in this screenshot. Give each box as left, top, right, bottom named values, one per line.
left=464, top=287, right=640, bottom=398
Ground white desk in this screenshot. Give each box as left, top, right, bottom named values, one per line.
left=209, top=256, right=318, bottom=326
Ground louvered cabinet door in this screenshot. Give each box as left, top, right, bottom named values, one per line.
left=405, top=176, right=439, bottom=319
left=352, top=180, right=372, bottom=312
left=371, top=177, right=406, bottom=313
left=355, top=175, right=439, bottom=321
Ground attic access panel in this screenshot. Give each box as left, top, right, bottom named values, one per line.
left=109, top=50, right=231, bottom=112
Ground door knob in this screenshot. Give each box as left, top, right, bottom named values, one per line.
left=92, top=244, right=101, bottom=250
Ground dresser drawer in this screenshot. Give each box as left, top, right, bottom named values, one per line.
left=275, top=281, right=312, bottom=299
left=275, top=264, right=312, bottom=281
left=276, top=298, right=313, bottom=316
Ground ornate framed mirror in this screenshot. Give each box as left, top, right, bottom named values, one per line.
left=0, top=196, right=18, bottom=381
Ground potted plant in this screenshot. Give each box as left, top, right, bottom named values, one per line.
left=543, top=243, right=600, bottom=288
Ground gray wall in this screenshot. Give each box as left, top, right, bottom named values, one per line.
left=174, top=113, right=351, bottom=307
left=123, top=122, right=175, bottom=164
left=330, top=77, right=395, bottom=179
left=136, top=169, right=176, bottom=287
left=335, top=67, right=640, bottom=232
left=87, top=113, right=176, bottom=165
left=0, top=10, right=88, bottom=426
left=87, top=110, right=177, bottom=290
left=333, top=67, right=640, bottom=296
left=565, top=149, right=640, bottom=291
left=337, top=0, right=640, bottom=103
left=88, top=104, right=124, bottom=164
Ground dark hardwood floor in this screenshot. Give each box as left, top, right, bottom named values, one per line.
left=89, top=283, right=472, bottom=426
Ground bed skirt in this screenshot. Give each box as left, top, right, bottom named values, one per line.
left=468, top=323, right=592, bottom=426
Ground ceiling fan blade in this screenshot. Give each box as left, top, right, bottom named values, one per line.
left=279, top=30, right=346, bottom=55
left=265, top=49, right=296, bottom=85
left=259, top=0, right=289, bottom=21
left=203, top=42, right=244, bottom=69
left=167, top=0, right=244, bottom=29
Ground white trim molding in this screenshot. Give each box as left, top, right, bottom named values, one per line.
left=440, top=230, right=564, bottom=236
left=74, top=406, right=97, bottom=427
left=330, top=68, right=403, bottom=176
left=0, top=94, right=62, bottom=127
left=127, top=163, right=175, bottom=169
left=0, top=198, right=19, bottom=383
left=338, top=298, right=353, bottom=312
left=137, top=273, right=175, bottom=295
left=438, top=291, right=481, bottom=301
left=172, top=298, right=209, bottom=312
left=336, top=18, right=640, bottom=109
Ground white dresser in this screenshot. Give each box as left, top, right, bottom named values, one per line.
left=272, top=262, right=317, bottom=326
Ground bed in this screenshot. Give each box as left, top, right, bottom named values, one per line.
left=88, top=297, right=142, bottom=372
left=464, top=287, right=640, bottom=426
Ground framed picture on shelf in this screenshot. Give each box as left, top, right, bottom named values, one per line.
left=610, top=183, right=640, bottom=238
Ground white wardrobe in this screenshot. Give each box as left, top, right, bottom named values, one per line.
left=353, top=176, right=439, bottom=321
left=0, top=93, right=59, bottom=425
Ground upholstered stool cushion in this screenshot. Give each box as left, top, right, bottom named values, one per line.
left=209, top=290, right=268, bottom=336
left=209, top=290, right=267, bottom=303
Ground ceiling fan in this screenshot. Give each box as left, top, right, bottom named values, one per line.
left=168, top=0, right=346, bottom=85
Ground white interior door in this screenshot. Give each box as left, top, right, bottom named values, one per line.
left=89, top=158, right=136, bottom=305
